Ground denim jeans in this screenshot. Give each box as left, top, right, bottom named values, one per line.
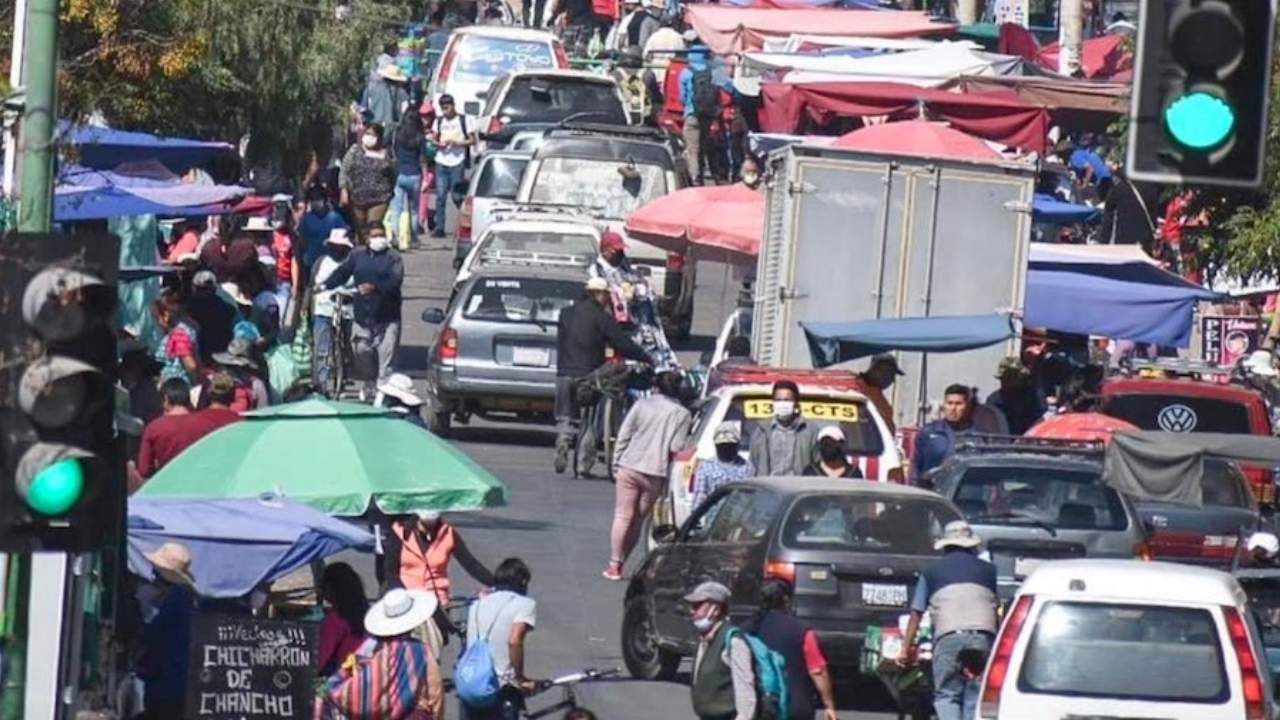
left=391, top=173, right=422, bottom=245
left=931, top=630, right=993, bottom=720
left=434, top=163, right=466, bottom=233
left=313, top=315, right=334, bottom=393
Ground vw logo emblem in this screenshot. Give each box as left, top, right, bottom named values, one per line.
left=1157, top=404, right=1198, bottom=433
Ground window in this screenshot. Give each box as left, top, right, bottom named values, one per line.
left=499, top=77, right=627, bottom=125
left=482, top=231, right=596, bottom=259
left=685, top=490, right=732, bottom=543
left=475, top=157, right=528, bottom=199
left=705, top=490, right=781, bottom=544
left=1018, top=602, right=1228, bottom=704
left=952, top=465, right=1128, bottom=531
left=528, top=157, right=668, bottom=219
left=1201, top=459, right=1251, bottom=508
left=781, top=494, right=958, bottom=555
left=685, top=398, right=722, bottom=452
left=1104, top=393, right=1253, bottom=434
left=450, top=36, right=555, bottom=85
left=728, top=394, right=885, bottom=456
left=461, top=277, right=578, bottom=324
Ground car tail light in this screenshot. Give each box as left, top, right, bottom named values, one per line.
left=1243, top=466, right=1273, bottom=504
left=458, top=196, right=473, bottom=242
left=1147, top=530, right=1238, bottom=560
left=764, top=560, right=795, bottom=585
left=1133, top=541, right=1154, bottom=561
left=865, top=455, right=880, bottom=480
left=1203, top=534, right=1240, bottom=559
left=487, top=115, right=506, bottom=136
left=666, top=252, right=685, bottom=272
left=553, top=42, right=569, bottom=68
left=438, top=326, right=458, bottom=364
left=1224, top=606, right=1266, bottom=720
left=979, top=594, right=1034, bottom=718
left=436, top=46, right=457, bottom=85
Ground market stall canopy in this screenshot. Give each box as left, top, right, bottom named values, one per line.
left=762, top=34, right=974, bottom=52
left=624, top=183, right=764, bottom=265
left=1025, top=243, right=1224, bottom=347
left=945, top=75, right=1130, bottom=114
left=685, top=5, right=956, bottom=55
left=739, top=44, right=1015, bottom=92
left=60, top=122, right=237, bottom=173
left=127, top=495, right=374, bottom=598
left=1104, top=431, right=1280, bottom=506
left=802, top=312, right=1018, bottom=367
left=54, top=184, right=251, bottom=222
left=1032, top=193, right=1102, bottom=224
left=137, top=399, right=508, bottom=515
left=1025, top=412, right=1137, bottom=443
left=831, top=119, right=1003, bottom=161
left=759, top=81, right=1051, bottom=152
left=1037, top=34, right=1133, bottom=80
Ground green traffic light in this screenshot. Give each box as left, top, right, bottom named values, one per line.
left=1165, top=91, right=1236, bottom=151
left=26, top=457, right=85, bottom=516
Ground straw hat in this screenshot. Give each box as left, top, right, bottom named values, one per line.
left=244, top=216, right=273, bottom=233
left=219, top=282, right=253, bottom=307
left=144, top=542, right=196, bottom=588
left=378, top=373, right=423, bottom=406
left=378, top=64, right=410, bottom=83
left=364, top=588, right=438, bottom=638
left=213, top=337, right=257, bottom=369
left=935, top=521, right=982, bottom=550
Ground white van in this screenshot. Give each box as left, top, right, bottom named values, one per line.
left=978, top=559, right=1275, bottom=720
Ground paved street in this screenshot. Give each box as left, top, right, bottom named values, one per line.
left=329, top=240, right=902, bottom=719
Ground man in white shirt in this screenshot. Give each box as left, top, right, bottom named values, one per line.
left=310, top=228, right=354, bottom=393
left=464, top=558, right=537, bottom=720
left=429, top=94, right=477, bottom=238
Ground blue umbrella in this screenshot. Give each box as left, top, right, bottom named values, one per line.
left=127, top=495, right=375, bottom=598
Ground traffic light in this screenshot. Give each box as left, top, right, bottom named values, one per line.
left=0, top=232, right=122, bottom=553
left=1127, top=0, right=1277, bottom=188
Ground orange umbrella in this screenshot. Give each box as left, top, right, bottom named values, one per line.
left=624, top=183, right=764, bottom=266
left=832, top=119, right=1004, bottom=162
left=1025, top=412, right=1138, bottom=445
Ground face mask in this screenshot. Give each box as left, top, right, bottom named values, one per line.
left=362, top=135, right=378, bottom=149
left=819, top=442, right=844, bottom=462
left=742, top=171, right=760, bottom=186
left=368, top=235, right=390, bottom=252
left=773, top=400, right=796, bottom=419
left=715, top=444, right=739, bottom=462
left=328, top=248, right=349, bottom=260
left=692, top=615, right=716, bottom=633
left=309, top=202, right=326, bottom=215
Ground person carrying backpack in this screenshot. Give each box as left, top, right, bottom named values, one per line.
left=428, top=94, right=476, bottom=238
left=747, top=580, right=839, bottom=720
left=687, top=581, right=788, bottom=720
left=459, top=558, right=537, bottom=720
left=679, top=45, right=717, bottom=185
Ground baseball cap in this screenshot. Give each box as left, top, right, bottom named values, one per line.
left=586, top=277, right=609, bottom=292
left=712, top=421, right=741, bottom=445
left=600, top=231, right=626, bottom=254
left=869, top=353, right=905, bottom=376
left=192, top=270, right=217, bottom=289
left=817, top=425, right=845, bottom=443
left=683, top=581, right=731, bottom=604
left=996, top=356, right=1029, bottom=378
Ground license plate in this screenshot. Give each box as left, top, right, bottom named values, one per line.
left=511, top=346, right=550, bottom=367
left=861, top=583, right=908, bottom=607
left=1014, top=557, right=1044, bottom=579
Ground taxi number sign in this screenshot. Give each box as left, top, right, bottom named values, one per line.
left=741, top=400, right=860, bottom=421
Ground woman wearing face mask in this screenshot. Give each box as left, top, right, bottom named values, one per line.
left=339, top=122, right=396, bottom=245
left=690, top=422, right=754, bottom=510
left=739, top=155, right=762, bottom=190
left=801, top=425, right=863, bottom=479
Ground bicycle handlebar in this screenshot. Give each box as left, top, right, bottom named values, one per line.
left=535, top=667, right=623, bottom=692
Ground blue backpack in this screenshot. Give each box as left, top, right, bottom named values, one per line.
left=725, top=627, right=789, bottom=720
left=455, top=597, right=514, bottom=707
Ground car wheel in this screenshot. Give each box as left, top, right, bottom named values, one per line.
left=425, top=395, right=452, bottom=437
left=621, top=597, right=680, bottom=681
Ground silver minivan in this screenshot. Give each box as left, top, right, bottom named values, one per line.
left=421, top=265, right=586, bottom=436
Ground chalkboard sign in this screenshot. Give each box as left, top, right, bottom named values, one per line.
left=186, top=615, right=318, bottom=720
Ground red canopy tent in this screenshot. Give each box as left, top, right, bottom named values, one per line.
left=624, top=183, right=764, bottom=265
left=758, top=81, right=1052, bottom=152
left=831, top=119, right=1003, bottom=161
left=685, top=5, right=956, bottom=55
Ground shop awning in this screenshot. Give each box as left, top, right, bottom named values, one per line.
left=1032, top=193, right=1102, bottom=224
left=685, top=5, right=956, bottom=55
left=60, top=122, right=237, bottom=173
left=945, top=74, right=1130, bottom=114
left=802, top=312, right=1018, bottom=366
left=831, top=119, right=1004, bottom=161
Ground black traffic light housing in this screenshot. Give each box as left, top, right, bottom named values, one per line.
left=0, top=232, right=123, bottom=553
left=1127, top=0, right=1277, bottom=188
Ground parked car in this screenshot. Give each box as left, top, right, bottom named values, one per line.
left=623, top=477, right=963, bottom=680
left=1136, top=458, right=1264, bottom=566
left=455, top=211, right=600, bottom=289
left=927, top=437, right=1149, bottom=600
left=477, top=70, right=629, bottom=153
left=515, top=122, right=693, bottom=337
left=655, top=366, right=905, bottom=533
left=454, top=150, right=529, bottom=263
left=428, top=26, right=568, bottom=120
left=976, top=559, right=1275, bottom=720
left=1100, top=374, right=1275, bottom=502
left=421, top=265, right=586, bottom=436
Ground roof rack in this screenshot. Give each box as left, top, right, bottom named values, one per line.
left=952, top=434, right=1105, bottom=456
left=491, top=203, right=603, bottom=223
left=1120, top=357, right=1234, bottom=379
left=477, top=248, right=593, bottom=269
left=545, top=121, right=671, bottom=142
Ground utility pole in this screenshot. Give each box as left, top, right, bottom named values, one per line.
left=957, top=0, right=981, bottom=25
left=1058, top=0, right=1084, bottom=76
left=17, top=0, right=58, bottom=234
left=2, top=0, right=28, bottom=198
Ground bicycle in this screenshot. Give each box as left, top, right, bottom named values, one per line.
left=322, top=287, right=356, bottom=399
left=572, top=362, right=644, bottom=481
left=522, top=667, right=620, bottom=719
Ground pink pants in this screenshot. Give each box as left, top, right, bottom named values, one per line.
left=610, top=467, right=665, bottom=567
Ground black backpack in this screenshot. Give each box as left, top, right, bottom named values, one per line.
left=691, top=68, right=720, bottom=121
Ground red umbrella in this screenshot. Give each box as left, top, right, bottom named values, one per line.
left=831, top=119, right=1004, bottom=162
left=624, top=183, right=764, bottom=265
left=1025, top=412, right=1138, bottom=444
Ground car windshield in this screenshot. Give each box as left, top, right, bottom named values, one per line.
left=499, top=77, right=627, bottom=125
left=451, top=36, right=556, bottom=85
left=728, top=395, right=885, bottom=456
left=528, top=157, right=667, bottom=219
left=479, top=231, right=596, bottom=261
left=781, top=494, right=958, bottom=555
left=475, top=157, right=528, bottom=199
left=952, top=465, right=1128, bottom=531
left=461, top=276, right=578, bottom=324
left=1104, top=393, right=1253, bottom=434
left=1018, top=602, right=1228, bottom=703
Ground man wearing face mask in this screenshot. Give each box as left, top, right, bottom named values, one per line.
left=324, top=226, right=404, bottom=390
left=739, top=156, right=762, bottom=189
left=690, top=422, right=754, bottom=510
left=802, top=426, right=862, bottom=479
left=748, top=380, right=819, bottom=476
left=687, top=581, right=757, bottom=720
left=312, top=228, right=355, bottom=394
left=299, top=185, right=348, bottom=272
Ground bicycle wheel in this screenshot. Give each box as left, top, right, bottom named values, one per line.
left=575, top=402, right=599, bottom=478
left=602, top=395, right=623, bottom=483
left=329, top=321, right=346, bottom=399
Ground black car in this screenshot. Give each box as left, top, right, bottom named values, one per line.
left=1137, top=458, right=1265, bottom=566
left=621, top=477, right=963, bottom=680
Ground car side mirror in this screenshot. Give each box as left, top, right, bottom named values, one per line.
left=651, top=523, right=678, bottom=545
left=452, top=257, right=464, bottom=271
left=464, top=101, right=482, bottom=116
left=422, top=308, right=446, bottom=324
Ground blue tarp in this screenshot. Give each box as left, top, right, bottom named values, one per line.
left=61, top=122, right=236, bottom=173
left=127, top=496, right=375, bottom=598
left=802, top=313, right=1017, bottom=367
left=55, top=185, right=246, bottom=221
left=1033, top=193, right=1102, bottom=225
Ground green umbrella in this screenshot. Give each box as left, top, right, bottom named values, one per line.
left=137, top=398, right=507, bottom=515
